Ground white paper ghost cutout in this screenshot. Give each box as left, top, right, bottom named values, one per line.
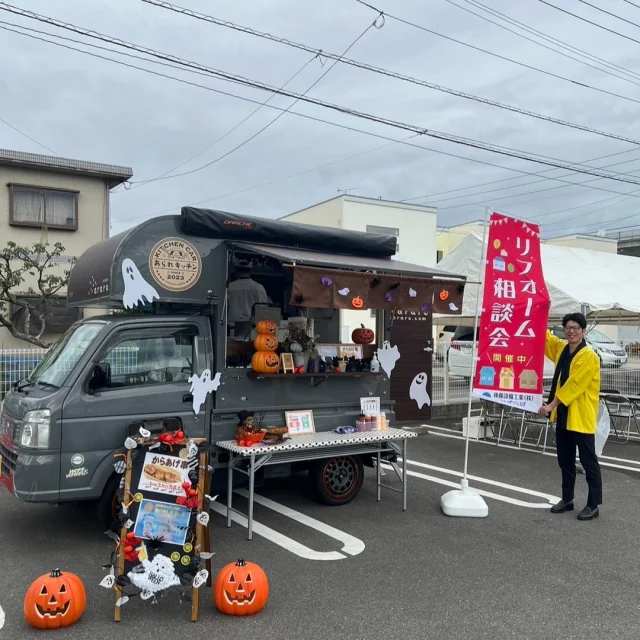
left=409, top=372, right=431, bottom=409
left=187, top=440, right=199, bottom=459
left=449, top=302, right=459, bottom=311
left=99, top=574, right=116, bottom=589
left=121, top=258, right=159, bottom=309
left=115, top=596, right=129, bottom=607
left=124, top=437, right=137, bottom=450
left=409, top=287, right=417, bottom=298
left=128, top=554, right=180, bottom=594
left=196, top=511, right=210, bottom=526
left=139, top=427, right=151, bottom=438
left=192, top=569, right=209, bottom=589
left=187, top=370, right=222, bottom=414
left=338, top=287, right=350, bottom=296
left=377, top=341, right=401, bottom=378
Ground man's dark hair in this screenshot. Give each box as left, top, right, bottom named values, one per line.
left=562, top=312, right=587, bottom=330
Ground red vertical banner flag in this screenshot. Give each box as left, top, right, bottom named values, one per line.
left=472, top=213, right=551, bottom=412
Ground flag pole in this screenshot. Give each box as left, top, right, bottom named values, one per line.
left=439, top=207, right=490, bottom=518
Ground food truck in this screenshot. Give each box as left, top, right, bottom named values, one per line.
left=0, top=207, right=465, bottom=525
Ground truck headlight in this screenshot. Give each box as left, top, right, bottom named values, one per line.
left=19, top=409, right=51, bottom=449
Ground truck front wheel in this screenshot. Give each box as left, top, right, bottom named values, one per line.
left=97, top=474, right=121, bottom=531
left=309, top=456, right=364, bottom=506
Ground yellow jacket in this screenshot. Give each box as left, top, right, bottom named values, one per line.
left=545, top=330, right=600, bottom=434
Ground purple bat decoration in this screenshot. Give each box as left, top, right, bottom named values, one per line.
left=321, top=277, right=333, bottom=286
left=384, top=292, right=393, bottom=303
left=420, top=302, right=431, bottom=313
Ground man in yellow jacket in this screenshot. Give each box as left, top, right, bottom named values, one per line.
left=539, top=313, right=602, bottom=520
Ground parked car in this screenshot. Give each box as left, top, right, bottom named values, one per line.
left=447, top=327, right=556, bottom=379
left=549, top=326, right=627, bottom=368
left=435, top=325, right=457, bottom=360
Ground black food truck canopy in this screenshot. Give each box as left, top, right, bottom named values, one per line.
left=67, top=207, right=466, bottom=315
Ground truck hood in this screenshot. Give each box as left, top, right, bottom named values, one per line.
left=2, top=387, right=59, bottom=420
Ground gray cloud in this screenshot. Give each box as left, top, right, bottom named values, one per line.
left=2, top=0, right=640, bottom=239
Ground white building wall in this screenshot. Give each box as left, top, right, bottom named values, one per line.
left=546, top=234, right=618, bottom=254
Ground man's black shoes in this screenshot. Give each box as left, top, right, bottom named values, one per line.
left=577, top=505, right=599, bottom=521
left=550, top=499, right=574, bottom=513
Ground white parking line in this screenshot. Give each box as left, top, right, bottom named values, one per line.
left=381, top=464, right=557, bottom=508
left=426, top=428, right=640, bottom=473
left=210, top=490, right=366, bottom=561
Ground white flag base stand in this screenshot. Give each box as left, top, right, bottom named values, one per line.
left=440, top=478, right=489, bottom=518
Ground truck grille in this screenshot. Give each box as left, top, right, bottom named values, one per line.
left=0, top=442, right=16, bottom=474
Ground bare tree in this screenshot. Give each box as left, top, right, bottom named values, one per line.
left=0, top=230, right=75, bottom=348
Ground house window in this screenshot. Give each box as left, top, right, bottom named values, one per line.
left=367, top=224, right=400, bottom=252
left=9, top=184, right=78, bottom=230
left=436, top=250, right=443, bottom=263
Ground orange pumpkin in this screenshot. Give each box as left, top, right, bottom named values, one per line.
left=253, top=334, right=279, bottom=352
left=255, top=320, right=277, bottom=335
left=351, top=296, right=364, bottom=309
left=24, top=569, right=86, bottom=630
left=251, top=351, right=280, bottom=374
left=352, top=324, right=374, bottom=344
left=213, top=559, right=269, bottom=616
left=439, top=289, right=449, bottom=301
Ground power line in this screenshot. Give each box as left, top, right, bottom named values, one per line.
left=623, top=0, right=640, bottom=9
left=135, top=0, right=640, bottom=146
left=450, top=0, right=640, bottom=84
left=420, top=155, right=640, bottom=207
left=8, top=17, right=640, bottom=237
left=537, top=0, right=640, bottom=46
left=129, top=19, right=380, bottom=187
left=401, top=148, right=640, bottom=203
left=4, top=5, right=640, bottom=186
left=354, top=0, right=640, bottom=107
left=0, top=115, right=58, bottom=155
left=9, top=20, right=629, bottom=201
left=577, top=0, right=640, bottom=30
left=129, top=56, right=318, bottom=188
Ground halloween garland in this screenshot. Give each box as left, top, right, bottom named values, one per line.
left=100, top=428, right=216, bottom=609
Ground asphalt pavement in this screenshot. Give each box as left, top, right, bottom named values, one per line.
left=1, top=427, right=640, bottom=640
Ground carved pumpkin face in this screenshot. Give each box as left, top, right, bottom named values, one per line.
left=352, top=325, right=374, bottom=344
left=439, top=289, right=449, bottom=301
left=254, top=334, right=279, bottom=352
left=351, top=296, right=364, bottom=309
left=256, top=320, right=277, bottom=335
left=24, top=569, right=87, bottom=629
left=251, top=351, right=280, bottom=374
left=213, top=559, right=269, bottom=616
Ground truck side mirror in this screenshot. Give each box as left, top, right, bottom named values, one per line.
left=89, top=362, right=111, bottom=391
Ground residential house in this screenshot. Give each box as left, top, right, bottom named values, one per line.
left=0, top=148, right=133, bottom=348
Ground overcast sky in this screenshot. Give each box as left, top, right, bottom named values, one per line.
left=2, top=0, right=640, bottom=239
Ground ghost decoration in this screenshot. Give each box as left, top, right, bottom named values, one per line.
left=338, top=287, right=350, bottom=296
left=409, top=287, right=417, bottom=298
left=377, top=341, right=401, bottom=378
left=127, top=555, right=180, bottom=596
left=188, top=370, right=222, bottom=414
left=121, top=258, right=159, bottom=309
left=409, top=372, right=431, bottom=409
left=449, top=302, right=459, bottom=312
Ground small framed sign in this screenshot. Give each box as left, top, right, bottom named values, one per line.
left=285, top=410, right=316, bottom=436
left=339, top=344, right=363, bottom=359
left=280, top=352, right=295, bottom=373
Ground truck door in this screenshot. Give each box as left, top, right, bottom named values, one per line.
left=60, top=317, right=212, bottom=502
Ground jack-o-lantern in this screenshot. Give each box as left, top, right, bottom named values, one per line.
left=439, top=289, right=449, bottom=301
left=253, top=334, right=279, bottom=352
left=352, top=324, right=374, bottom=344
left=213, top=559, right=269, bottom=616
left=351, top=296, right=364, bottom=309
left=251, top=351, right=280, bottom=374
left=255, top=320, right=277, bottom=335
left=24, top=569, right=86, bottom=629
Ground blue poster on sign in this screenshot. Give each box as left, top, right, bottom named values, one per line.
left=133, top=498, right=191, bottom=546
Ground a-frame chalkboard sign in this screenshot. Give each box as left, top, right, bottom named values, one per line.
left=99, top=428, right=214, bottom=622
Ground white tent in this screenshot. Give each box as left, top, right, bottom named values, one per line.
left=436, top=233, right=640, bottom=325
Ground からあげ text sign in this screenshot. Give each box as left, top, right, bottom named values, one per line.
left=472, top=213, right=550, bottom=412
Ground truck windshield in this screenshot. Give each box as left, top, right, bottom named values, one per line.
left=30, top=323, right=104, bottom=387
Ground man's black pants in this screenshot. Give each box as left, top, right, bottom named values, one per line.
left=556, top=425, right=602, bottom=507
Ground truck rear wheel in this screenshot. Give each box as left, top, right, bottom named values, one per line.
left=309, top=456, right=364, bottom=506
